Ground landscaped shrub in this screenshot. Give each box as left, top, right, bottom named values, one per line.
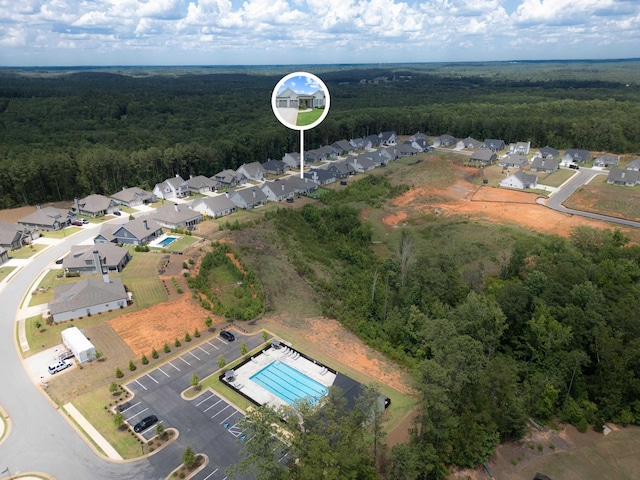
left=174, top=338, right=181, bottom=347
left=129, top=360, right=136, bottom=371
left=115, top=367, right=124, bottom=378
left=194, top=328, right=200, bottom=338
left=141, top=355, right=149, bottom=365
left=184, top=332, right=191, bottom=342
left=163, top=343, right=171, bottom=353
left=151, top=348, right=159, bottom=359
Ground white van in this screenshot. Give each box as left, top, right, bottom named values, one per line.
left=48, top=359, right=73, bottom=375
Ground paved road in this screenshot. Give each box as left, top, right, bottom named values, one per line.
left=544, top=167, right=640, bottom=229
left=0, top=225, right=156, bottom=479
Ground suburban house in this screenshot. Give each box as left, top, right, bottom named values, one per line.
left=185, top=175, right=218, bottom=194
left=457, top=137, right=482, bottom=149
left=75, top=195, right=120, bottom=218
left=228, top=188, right=268, bottom=209
left=151, top=204, right=202, bottom=229
left=365, top=134, right=381, bottom=148
left=237, top=162, right=267, bottom=182
left=18, top=206, right=73, bottom=231
left=397, top=144, right=420, bottom=157
left=326, top=160, right=356, bottom=178
left=282, top=152, right=301, bottom=169
left=331, top=140, right=354, bottom=156
left=405, top=137, right=430, bottom=151
left=0, top=221, right=33, bottom=250
left=379, top=131, right=398, bottom=146
left=509, top=141, right=531, bottom=155
left=261, top=179, right=296, bottom=202
left=482, top=139, right=506, bottom=151
left=361, top=150, right=387, bottom=167
left=469, top=149, right=497, bottom=165
left=348, top=155, right=376, bottom=173
left=153, top=175, right=189, bottom=200
left=349, top=137, right=372, bottom=151
left=561, top=149, right=590, bottom=166
left=499, top=154, right=528, bottom=169
left=537, top=146, right=560, bottom=159
left=276, top=88, right=325, bottom=109
left=261, top=159, right=288, bottom=176
left=284, top=176, right=318, bottom=195
left=434, top=134, right=457, bottom=147
left=606, top=168, right=640, bottom=187
left=48, top=275, right=128, bottom=322
left=593, top=154, right=620, bottom=168
left=530, top=157, right=559, bottom=173
left=212, top=169, right=246, bottom=188
left=63, top=244, right=131, bottom=274
left=0, top=247, right=8, bottom=265
left=500, top=171, right=538, bottom=190
left=190, top=195, right=236, bottom=218
left=94, top=217, right=163, bottom=245
left=305, top=150, right=323, bottom=163
left=110, top=187, right=155, bottom=207
left=626, top=159, right=640, bottom=171
left=304, top=169, right=336, bottom=186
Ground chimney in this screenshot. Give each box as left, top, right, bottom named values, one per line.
left=74, top=197, right=80, bottom=213
left=174, top=204, right=179, bottom=212
left=225, top=191, right=229, bottom=198
left=92, top=250, right=110, bottom=283
left=143, top=220, right=148, bottom=230
left=252, top=190, right=256, bottom=198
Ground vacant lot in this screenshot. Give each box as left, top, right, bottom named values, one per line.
left=565, top=175, right=640, bottom=222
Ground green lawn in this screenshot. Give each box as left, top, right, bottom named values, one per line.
left=297, top=108, right=324, bottom=126
left=0, top=266, right=15, bottom=282
left=534, top=167, right=576, bottom=187
left=9, top=244, right=47, bottom=259
left=40, top=227, right=82, bottom=239
left=164, top=235, right=198, bottom=252
left=120, top=252, right=168, bottom=308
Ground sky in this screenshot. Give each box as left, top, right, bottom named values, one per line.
left=278, top=75, right=324, bottom=95
left=0, top=0, right=638, bottom=66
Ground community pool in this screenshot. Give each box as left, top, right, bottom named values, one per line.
left=250, top=360, right=328, bottom=406
left=157, top=236, right=178, bottom=247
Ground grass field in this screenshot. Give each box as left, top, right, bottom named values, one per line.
left=120, top=252, right=168, bottom=308
left=565, top=176, right=640, bottom=221
left=534, top=167, right=576, bottom=187
left=40, top=227, right=82, bottom=239
left=0, top=266, right=15, bottom=282
left=8, top=243, right=46, bottom=259
left=296, top=108, right=324, bottom=126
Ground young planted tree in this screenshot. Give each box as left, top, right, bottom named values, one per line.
left=240, top=342, right=248, bottom=356
left=128, top=360, right=136, bottom=371
left=113, top=411, right=125, bottom=430
left=182, top=446, right=196, bottom=469
left=109, top=382, right=119, bottom=395
left=217, top=355, right=226, bottom=369
left=190, top=372, right=201, bottom=391
left=151, top=348, right=159, bottom=359
left=205, top=316, right=213, bottom=331
left=115, top=367, right=124, bottom=378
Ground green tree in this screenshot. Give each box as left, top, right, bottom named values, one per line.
left=151, top=348, right=159, bottom=359
left=115, top=367, right=124, bottom=378
left=217, top=355, right=226, bottom=369
left=113, top=411, right=125, bottom=429
left=240, top=342, right=248, bottom=356
left=109, top=382, right=119, bottom=395
left=128, top=360, right=136, bottom=371
left=182, top=446, right=197, bottom=469
left=190, top=372, right=200, bottom=391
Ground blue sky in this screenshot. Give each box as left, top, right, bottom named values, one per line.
left=0, top=0, right=638, bottom=66
left=278, top=75, right=323, bottom=95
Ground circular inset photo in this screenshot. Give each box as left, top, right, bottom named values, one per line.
left=271, top=72, right=330, bottom=131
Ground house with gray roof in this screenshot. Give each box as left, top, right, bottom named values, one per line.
left=457, top=137, right=482, bottom=149
left=0, top=247, right=8, bottom=266
left=482, top=139, right=506, bottom=151
left=626, top=159, right=640, bottom=171
left=185, top=175, right=218, bottom=194
left=228, top=188, right=268, bottom=209
left=153, top=175, right=189, bottom=200
left=326, top=160, right=356, bottom=179
left=237, top=162, right=267, bottom=182
left=94, top=217, right=163, bottom=245
left=348, top=155, right=376, bottom=173
left=499, top=154, right=528, bottom=169
left=304, top=169, right=336, bottom=186
left=561, top=149, right=590, bottom=166
left=530, top=157, right=559, bottom=173
left=469, top=149, right=497, bottom=165
left=435, top=134, right=457, bottom=147
left=63, top=243, right=131, bottom=274
left=261, top=159, right=288, bottom=176
left=500, top=171, right=538, bottom=190
left=379, top=131, right=398, bottom=146
left=397, top=144, right=420, bottom=157
left=212, top=169, right=246, bottom=188
left=365, top=134, right=380, bottom=148
left=18, top=206, right=73, bottom=231
left=282, top=152, right=301, bottom=169
left=110, top=187, right=155, bottom=207
left=593, top=154, right=620, bottom=168
left=537, top=146, right=560, bottom=159
left=0, top=221, right=33, bottom=250
left=151, top=204, right=202, bottom=229
left=331, top=140, right=354, bottom=156
left=509, top=141, right=531, bottom=155
left=190, top=195, right=236, bottom=218
left=606, top=168, right=640, bottom=186
left=349, top=137, right=372, bottom=151
left=75, top=194, right=120, bottom=218
left=261, top=179, right=297, bottom=202
left=405, top=137, right=430, bottom=152
left=48, top=276, right=128, bottom=322
left=283, top=176, right=318, bottom=195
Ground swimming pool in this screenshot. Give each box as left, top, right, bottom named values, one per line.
left=250, top=360, right=327, bottom=405
left=157, top=236, right=178, bottom=247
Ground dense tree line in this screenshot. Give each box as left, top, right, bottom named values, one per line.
left=265, top=177, right=640, bottom=478
left=1, top=62, right=640, bottom=208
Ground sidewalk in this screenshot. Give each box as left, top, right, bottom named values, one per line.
left=63, top=403, right=123, bottom=460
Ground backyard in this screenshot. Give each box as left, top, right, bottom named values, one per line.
left=565, top=175, right=640, bottom=222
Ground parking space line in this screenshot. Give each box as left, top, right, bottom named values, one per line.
left=157, top=367, right=170, bottom=377
left=135, top=379, right=147, bottom=391
left=118, top=401, right=141, bottom=413
left=202, top=469, right=218, bottom=480
left=211, top=405, right=230, bottom=418
left=197, top=346, right=210, bottom=355
left=216, top=337, right=229, bottom=345
left=196, top=393, right=215, bottom=407
left=203, top=398, right=223, bottom=412
left=168, top=361, right=181, bottom=372
left=206, top=341, right=219, bottom=350
left=146, top=373, right=159, bottom=384
left=126, top=407, right=148, bottom=422
left=220, top=411, right=237, bottom=424
left=188, top=351, right=200, bottom=361
left=179, top=356, right=191, bottom=366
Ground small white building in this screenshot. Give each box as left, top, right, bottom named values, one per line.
left=61, top=326, right=96, bottom=364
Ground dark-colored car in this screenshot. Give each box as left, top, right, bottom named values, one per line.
left=71, top=220, right=83, bottom=226
left=220, top=330, right=235, bottom=342
left=112, top=211, right=122, bottom=216
left=134, top=414, right=158, bottom=433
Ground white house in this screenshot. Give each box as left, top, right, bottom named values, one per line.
left=49, top=276, right=128, bottom=322
left=61, top=326, right=96, bottom=364
left=500, top=171, right=538, bottom=190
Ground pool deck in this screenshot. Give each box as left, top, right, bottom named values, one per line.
left=230, top=346, right=336, bottom=409
left=149, top=233, right=179, bottom=248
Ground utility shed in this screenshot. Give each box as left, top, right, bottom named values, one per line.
left=61, top=327, right=96, bottom=364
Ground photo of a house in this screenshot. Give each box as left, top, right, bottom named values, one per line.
left=272, top=73, right=330, bottom=129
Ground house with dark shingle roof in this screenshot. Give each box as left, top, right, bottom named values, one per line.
left=365, top=134, right=380, bottom=148
left=626, top=159, right=640, bottom=171
left=530, top=157, right=559, bottom=173
left=261, top=179, right=296, bottom=202
left=63, top=243, right=131, bottom=274
left=0, top=247, right=8, bottom=266
left=185, top=175, right=218, bottom=194
left=348, top=155, right=376, bottom=173
left=508, top=141, right=531, bottom=155
left=110, top=187, right=155, bottom=207
left=261, top=159, right=288, bottom=176
left=282, top=152, right=301, bottom=169
left=190, top=195, right=236, bottom=218
left=304, top=169, right=336, bottom=186
left=151, top=204, right=202, bottom=229
left=326, top=160, right=355, bottom=179
left=153, top=175, right=189, bottom=200
left=228, top=188, right=268, bottom=209
left=18, top=206, right=73, bottom=231
left=349, top=137, right=372, bottom=151
left=284, top=176, right=318, bottom=195
left=561, top=149, right=590, bottom=166
left=75, top=194, right=120, bottom=218
left=405, top=137, right=430, bottom=152
left=94, top=217, right=163, bottom=245
left=457, top=137, right=482, bottom=149
left=379, top=131, right=398, bottom=146
left=237, top=162, right=267, bottom=182
left=499, top=154, right=528, bottom=169
left=212, top=169, right=246, bottom=188
left=593, top=154, right=620, bottom=168
left=482, top=139, right=506, bottom=151
left=49, top=276, right=128, bottom=322
left=606, top=168, right=640, bottom=186
left=500, top=171, right=538, bottom=190
left=435, top=134, right=457, bottom=147
left=331, top=140, right=354, bottom=156
left=469, top=149, right=497, bottom=165
left=537, top=146, right=560, bottom=159
left=0, top=221, right=32, bottom=250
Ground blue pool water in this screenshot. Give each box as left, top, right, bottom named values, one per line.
left=250, top=360, right=327, bottom=405
left=158, top=236, right=178, bottom=247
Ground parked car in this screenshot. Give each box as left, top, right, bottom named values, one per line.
left=71, top=220, right=83, bottom=226
left=133, top=414, right=158, bottom=433
left=55, top=257, right=65, bottom=264
left=81, top=218, right=89, bottom=224
left=112, top=211, right=121, bottom=216
left=220, top=330, right=235, bottom=342
left=47, top=359, right=73, bottom=375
